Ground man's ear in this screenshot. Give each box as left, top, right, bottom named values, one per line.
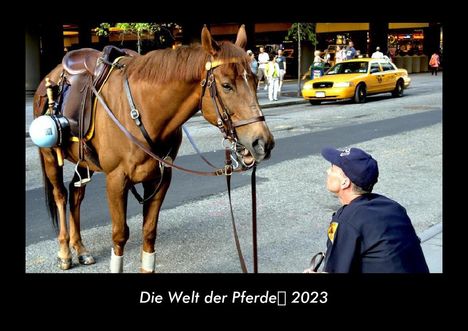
left=201, top=25, right=220, bottom=56
left=341, top=177, right=350, bottom=188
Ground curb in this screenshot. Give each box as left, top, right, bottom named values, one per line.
left=419, top=223, right=442, bottom=243
left=261, top=99, right=308, bottom=109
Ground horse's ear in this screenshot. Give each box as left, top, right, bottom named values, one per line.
left=235, top=24, right=247, bottom=50
left=201, top=25, right=220, bottom=56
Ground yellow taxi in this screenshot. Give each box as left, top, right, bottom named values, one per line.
left=302, top=58, right=411, bottom=105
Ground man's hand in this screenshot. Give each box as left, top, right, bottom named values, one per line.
left=303, top=267, right=318, bottom=273
left=303, top=267, right=327, bottom=273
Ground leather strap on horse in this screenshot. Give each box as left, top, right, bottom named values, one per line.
left=123, top=76, right=156, bottom=150
left=92, top=85, right=238, bottom=177
left=233, top=116, right=265, bottom=128
left=182, top=125, right=220, bottom=169
left=129, top=172, right=164, bottom=204
left=224, top=151, right=258, bottom=273
left=251, top=165, right=258, bottom=273
left=225, top=149, right=247, bottom=273
left=93, top=58, right=261, bottom=273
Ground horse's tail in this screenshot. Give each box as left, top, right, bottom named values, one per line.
left=38, top=150, right=59, bottom=230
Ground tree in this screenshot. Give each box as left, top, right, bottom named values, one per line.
left=286, top=23, right=317, bottom=96
left=115, top=23, right=156, bottom=54
left=94, top=22, right=180, bottom=54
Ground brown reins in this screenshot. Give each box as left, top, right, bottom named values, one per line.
left=92, top=55, right=263, bottom=273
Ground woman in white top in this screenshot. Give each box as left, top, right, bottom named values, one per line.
left=265, top=55, right=281, bottom=101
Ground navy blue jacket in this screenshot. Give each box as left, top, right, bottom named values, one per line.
left=323, top=193, right=429, bottom=273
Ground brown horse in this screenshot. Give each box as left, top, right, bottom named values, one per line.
left=33, top=25, right=275, bottom=272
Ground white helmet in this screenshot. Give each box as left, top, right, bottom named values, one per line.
left=29, top=115, right=69, bottom=148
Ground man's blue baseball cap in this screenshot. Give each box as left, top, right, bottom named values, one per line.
left=321, top=147, right=379, bottom=190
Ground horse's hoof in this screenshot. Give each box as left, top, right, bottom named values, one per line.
left=78, top=253, right=96, bottom=265
left=57, top=257, right=73, bottom=270
left=140, top=267, right=155, bottom=274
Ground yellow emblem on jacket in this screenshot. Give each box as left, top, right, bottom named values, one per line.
left=328, top=222, right=339, bottom=243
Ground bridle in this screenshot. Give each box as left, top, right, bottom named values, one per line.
left=91, top=54, right=265, bottom=273
left=198, top=56, right=265, bottom=169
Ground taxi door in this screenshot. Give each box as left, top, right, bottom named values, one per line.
left=380, top=61, right=399, bottom=91
left=368, top=62, right=385, bottom=93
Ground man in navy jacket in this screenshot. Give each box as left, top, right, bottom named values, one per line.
left=307, top=147, right=429, bottom=273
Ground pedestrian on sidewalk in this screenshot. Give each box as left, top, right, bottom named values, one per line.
left=371, top=46, right=384, bottom=59
left=247, top=50, right=258, bottom=75
left=256, top=46, right=270, bottom=91
left=265, top=54, right=280, bottom=101
left=276, top=49, right=287, bottom=93
left=304, top=147, right=429, bottom=273
left=429, top=51, right=441, bottom=76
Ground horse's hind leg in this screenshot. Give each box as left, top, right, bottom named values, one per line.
left=40, top=149, right=72, bottom=270
left=106, top=170, right=130, bottom=273
left=69, top=168, right=96, bottom=266
left=140, top=168, right=173, bottom=273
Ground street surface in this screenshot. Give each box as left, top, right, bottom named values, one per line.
left=25, top=73, right=442, bottom=273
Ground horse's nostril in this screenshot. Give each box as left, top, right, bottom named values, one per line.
left=252, top=138, right=265, bottom=155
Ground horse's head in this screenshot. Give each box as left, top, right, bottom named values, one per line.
left=199, top=25, right=275, bottom=166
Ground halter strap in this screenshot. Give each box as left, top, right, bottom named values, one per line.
left=233, top=116, right=265, bottom=128
left=200, top=58, right=266, bottom=143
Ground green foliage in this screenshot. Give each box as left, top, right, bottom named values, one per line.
left=95, top=23, right=111, bottom=37
left=286, top=23, right=317, bottom=46
left=115, top=23, right=157, bottom=53
left=94, top=22, right=180, bottom=54
left=115, top=23, right=157, bottom=35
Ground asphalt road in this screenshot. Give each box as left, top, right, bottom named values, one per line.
left=26, top=110, right=440, bottom=245
left=25, top=73, right=442, bottom=273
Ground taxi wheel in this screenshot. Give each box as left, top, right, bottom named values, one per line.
left=354, top=84, right=366, bottom=103
left=392, top=80, right=404, bottom=97
left=309, top=100, right=322, bottom=105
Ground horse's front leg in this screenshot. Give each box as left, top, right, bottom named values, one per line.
left=69, top=168, right=95, bottom=266
left=141, top=167, right=173, bottom=273
left=106, top=170, right=130, bottom=273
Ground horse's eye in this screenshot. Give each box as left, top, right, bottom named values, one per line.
left=222, top=83, right=233, bottom=92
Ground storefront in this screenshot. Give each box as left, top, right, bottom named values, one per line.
left=387, top=29, right=425, bottom=57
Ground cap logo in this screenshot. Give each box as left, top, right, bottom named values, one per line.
left=340, top=148, right=351, bottom=157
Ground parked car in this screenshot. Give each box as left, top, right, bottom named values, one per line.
left=301, top=58, right=411, bottom=105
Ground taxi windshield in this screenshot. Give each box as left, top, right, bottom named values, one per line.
left=326, top=61, right=369, bottom=75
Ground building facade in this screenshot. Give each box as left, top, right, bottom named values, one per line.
left=25, top=22, right=442, bottom=92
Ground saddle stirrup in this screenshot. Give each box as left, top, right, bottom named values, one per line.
left=73, top=160, right=91, bottom=187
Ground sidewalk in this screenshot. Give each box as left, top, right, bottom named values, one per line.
left=25, top=80, right=307, bottom=137
left=419, top=223, right=443, bottom=273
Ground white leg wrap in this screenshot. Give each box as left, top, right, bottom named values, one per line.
left=141, top=250, right=156, bottom=272
left=110, top=248, right=123, bottom=273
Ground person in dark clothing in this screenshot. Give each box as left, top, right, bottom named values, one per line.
left=305, top=147, right=429, bottom=273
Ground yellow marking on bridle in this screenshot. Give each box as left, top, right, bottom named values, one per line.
left=209, top=57, right=241, bottom=69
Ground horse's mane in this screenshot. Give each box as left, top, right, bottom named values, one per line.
left=125, top=41, right=251, bottom=84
